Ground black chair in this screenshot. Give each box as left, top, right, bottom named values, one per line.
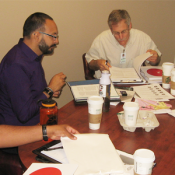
left=82, top=53, right=95, bottom=80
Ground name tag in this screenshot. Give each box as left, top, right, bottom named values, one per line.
left=120, top=53, right=126, bottom=64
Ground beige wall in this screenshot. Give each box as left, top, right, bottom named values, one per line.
left=0, top=1, right=175, bottom=108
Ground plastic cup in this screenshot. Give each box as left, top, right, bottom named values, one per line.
left=134, top=149, right=155, bottom=175
left=87, top=96, right=104, bottom=130
left=162, top=62, right=174, bottom=89
left=123, top=102, right=139, bottom=126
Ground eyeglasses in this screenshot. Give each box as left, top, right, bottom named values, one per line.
left=39, top=31, right=58, bottom=40
left=112, top=29, right=129, bottom=37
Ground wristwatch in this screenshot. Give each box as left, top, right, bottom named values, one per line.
left=43, top=87, right=53, bottom=98
left=42, top=125, right=48, bottom=141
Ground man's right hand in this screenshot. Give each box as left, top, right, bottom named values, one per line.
left=89, top=59, right=111, bottom=72
left=48, top=72, right=66, bottom=97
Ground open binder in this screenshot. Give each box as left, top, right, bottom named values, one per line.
left=67, top=79, right=120, bottom=104
left=110, top=52, right=152, bottom=83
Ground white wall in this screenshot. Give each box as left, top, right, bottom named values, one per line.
left=0, top=1, right=175, bottom=108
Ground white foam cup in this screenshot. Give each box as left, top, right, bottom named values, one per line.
left=87, top=96, right=104, bottom=130
left=162, top=62, right=174, bottom=89
left=123, top=102, right=139, bottom=126
left=134, top=149, right=155, bottom=175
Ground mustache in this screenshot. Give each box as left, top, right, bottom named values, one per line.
left=118, top=38, right=127, bottom=42
left=50, top=44, right=57, bottom=48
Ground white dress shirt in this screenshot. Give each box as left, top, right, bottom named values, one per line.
left=86, top=28, right=161, bottom=78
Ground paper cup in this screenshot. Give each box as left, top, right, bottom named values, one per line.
left=162, top=62, right=174, bottom=89
left=87, top=96, right=104, bottom=130
left=171, top=68, right=175, bottom=95
left=134, top=149, right=155, bottom=175
left=123, top=102, right=139, bottom=126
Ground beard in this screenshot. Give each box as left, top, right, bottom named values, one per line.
left=39, top=38, right=56, bottom=55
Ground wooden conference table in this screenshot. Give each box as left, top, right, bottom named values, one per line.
left=19, top=95, right=175, bottom=175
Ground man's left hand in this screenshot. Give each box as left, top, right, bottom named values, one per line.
left=47, top=124, right=79, bottom=140
left=146, top=49, right=160, bottom=65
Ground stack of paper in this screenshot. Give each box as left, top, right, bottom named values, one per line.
left=24, top=148, right=134, bottom=175
left=28, top=135, right=135, bottom=175
left=61, top=134, right=125, bottom=175
left=140, top=66, right=162, bottom=84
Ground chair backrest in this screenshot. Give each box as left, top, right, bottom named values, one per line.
left=82, top=53, right=95, bottom=80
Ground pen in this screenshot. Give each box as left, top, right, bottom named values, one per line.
left=44, top=146, right=63, bottom=151
left=105, top=60, right=108, bottom=66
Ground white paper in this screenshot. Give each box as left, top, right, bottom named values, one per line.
left=110, top=102, right=120, bottom=106
left=133, top=83, right=175, bottom=101
left=110, top=53, right=152, bottom=83
left=23, top=163, right=78, bottom=175
left=71, top=83, right=119, bottom=101
left=133, top=52, right=152, bottom=77
left=71, top=84, right=99, bottom=100
left=24, top=149, right=134, bottom=175
left=168, top=109, right=175, bottom=117
left=61, top=134, right=125, bottom=175
left=110, top=67, right=141, bottom=82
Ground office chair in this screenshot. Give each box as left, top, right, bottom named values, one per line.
left=82, top=53, right=95, bottom=80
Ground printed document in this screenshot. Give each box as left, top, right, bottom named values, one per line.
left=110, top=52, right=152, bottom=82
left=71, top=83, right=120, bottom=102
left=133, top=83, right=175, bottom=101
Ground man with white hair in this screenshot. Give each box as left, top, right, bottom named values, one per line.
left=86, top=9, right=161, bottom=78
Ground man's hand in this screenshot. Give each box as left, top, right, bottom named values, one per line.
left=52, top=90, right=61, bottom=98
left=48, top=72, right=66, bottom=97
left=146, top=49, right=160, bottom=66
left=47, top=124, right=79, bottom=140
left=89, top=59, right=111, bottom=72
